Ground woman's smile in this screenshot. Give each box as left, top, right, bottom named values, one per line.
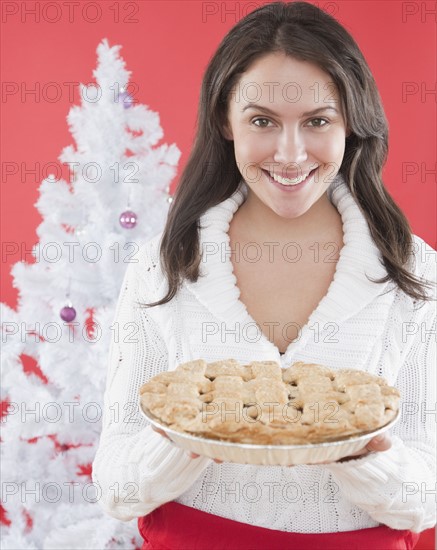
left=262, top=166, right=319, bottom=191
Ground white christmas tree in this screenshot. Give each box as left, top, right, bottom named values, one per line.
left=1, top=39, right=180, bottom=549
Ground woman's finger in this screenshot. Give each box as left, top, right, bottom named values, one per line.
left=333, top=434, right=392, bottom=462
left=365, top=434, right=392, bottom=453
left=187, top=451, right=200, bottom=459
left=185, top=451, right=223, bottom=463
left=151, top=425, right=174, bottom=443
left=151, top=425, right=169, bottom=438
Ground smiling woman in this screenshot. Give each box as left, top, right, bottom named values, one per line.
left=148, top=2, right=432, bottom=309
left=92, top=2, right=436, bottom=549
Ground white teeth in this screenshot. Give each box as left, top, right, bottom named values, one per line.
left=269, top=171, right=309, bottom=186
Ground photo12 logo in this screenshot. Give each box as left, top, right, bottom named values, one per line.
left=401, top=2, right=436, bottom=23
left=200, top=399, right=340, bottom=425
left=201, top=479, right=340, bottom=504
left=200, top=2, right=339, bottom=24
left=1, top=81, right=139, bottom=105
left=1, top=480, right=140, bottom=505
left=1, top=2, right=140, bottom=24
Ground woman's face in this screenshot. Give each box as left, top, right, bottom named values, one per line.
left=223, top=52, right=348, bottom=219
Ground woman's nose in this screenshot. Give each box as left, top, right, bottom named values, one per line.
left=273, top=128, right=308, bottom=166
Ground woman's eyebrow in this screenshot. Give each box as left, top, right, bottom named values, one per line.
left=241, top=104, right=339, bottom=116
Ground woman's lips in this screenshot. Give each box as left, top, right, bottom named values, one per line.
left=263, top=167, right=317, bottom=192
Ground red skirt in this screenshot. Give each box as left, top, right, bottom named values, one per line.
left=138, top=502, right=420, bottom=550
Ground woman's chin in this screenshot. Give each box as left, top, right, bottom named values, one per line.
left=272, top=203, right=310, bottom=220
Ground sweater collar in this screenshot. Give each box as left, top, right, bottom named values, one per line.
left=185, top=173, right=390, bottom=355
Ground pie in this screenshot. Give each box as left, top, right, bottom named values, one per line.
left=139, top=359, right=400, bottom=445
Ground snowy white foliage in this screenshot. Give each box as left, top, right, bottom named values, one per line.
left=1, top=38, right=180, bottom=549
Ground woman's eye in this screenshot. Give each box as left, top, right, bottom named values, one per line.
left=307, top=118, right=329, bottom=128
left=252, top=117, right=272, bottom=128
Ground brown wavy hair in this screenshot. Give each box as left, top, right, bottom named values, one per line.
left=144, top=1, right=434, bottom=308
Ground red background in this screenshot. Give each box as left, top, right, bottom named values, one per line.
left=1, top=1, right=435, bottom=547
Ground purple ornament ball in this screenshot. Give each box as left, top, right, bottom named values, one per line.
left=118, top=91, right=133, bottom=109
left=119, top=210, right=137, bottom=229
left=60, top=306, right=77, bottom=322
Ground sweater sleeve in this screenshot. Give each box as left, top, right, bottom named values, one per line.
left=92, top=245, right=212, bottom=522
left=324, top=245, right=436, bottom=533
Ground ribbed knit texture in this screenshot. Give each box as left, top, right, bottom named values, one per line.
left=92, top=174, right=436, bottom=533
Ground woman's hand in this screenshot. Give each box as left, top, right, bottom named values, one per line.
left=336, top=433, right=392, bottom=461
left=151, top=426, right=223, bottom=463
left=313, top=433, right=392, bottom=465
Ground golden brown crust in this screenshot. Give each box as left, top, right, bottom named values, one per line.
left=139, top=359, right=400, bottom=445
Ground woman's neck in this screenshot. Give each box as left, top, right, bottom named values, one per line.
left=231, top=190, right=343, bottom=244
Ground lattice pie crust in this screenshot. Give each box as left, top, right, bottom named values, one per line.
left=139, top=359, right=400, bottom=445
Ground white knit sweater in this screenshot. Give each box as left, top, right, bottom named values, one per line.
left=92, top=175, right=436, bottom=533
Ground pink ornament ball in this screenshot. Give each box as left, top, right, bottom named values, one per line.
left=119, top=210, right=137, bottom=229
left=60, top=306, right=77, bottom=322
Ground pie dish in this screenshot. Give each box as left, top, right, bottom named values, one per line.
left=139, top=359, right=400, bottom=464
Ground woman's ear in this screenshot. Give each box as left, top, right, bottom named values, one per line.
left=346, top=127, right=352, bottom=138
left=222, top=120, right=233, bottom=141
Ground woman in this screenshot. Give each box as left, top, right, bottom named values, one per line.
left=92, top=2, right=436, bottom=549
